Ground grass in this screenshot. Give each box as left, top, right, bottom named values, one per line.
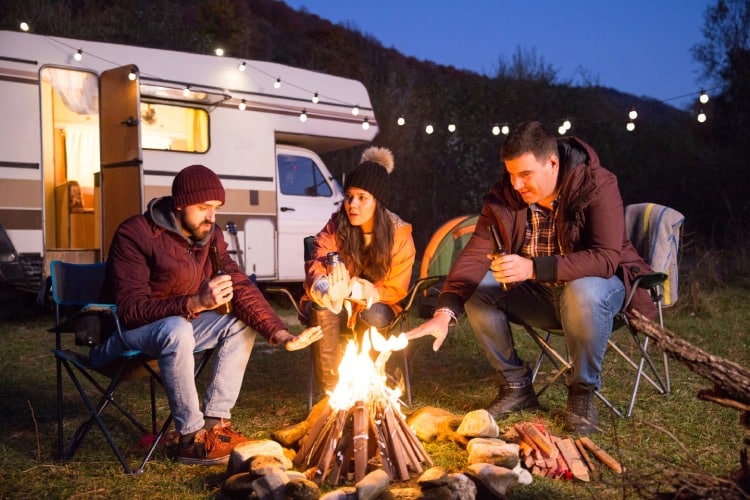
left=0, top=281, right=748, bottom=499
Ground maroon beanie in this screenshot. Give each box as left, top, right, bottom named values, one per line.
left=172, top=164, right=225, bottom=208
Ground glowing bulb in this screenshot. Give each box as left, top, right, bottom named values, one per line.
left=448, top=123, right=456, bottom=133
left=238, top=61, right=246, bottom=72
left=312, top=92, right=319, bottom=104
left=628, top=108, right=638, bottom=120
left=397, top=116, right=405, bottom=126
left=19, top=22, right=29, bottom=32
left=299, top=109, right=307, bottom=122
left=626, top=121, right=636, bottom=132
left=351, top=105, right=359, bottom=116
left=183, top=86, right=191, bottom=97
left=492, top=125, right=500, bottom=136
left=699, top=90, right=709, bottom=104
left=214, top=48, right=224, bottom=57
left=697, top=110, right=707, bottom=123
left=562, top=120, right=571, bottom=130
left=274, top=78, right=281, bottom=89
left=362, top=117, right=370, bottom=130
left=128, top=69, right=136, bottom=81
left=425, top=124, right=434, bottom=135
left=558, top=126, right=567, bottom=135
left=502, top=125, right=510, bottom=135
left=74, top=49, right=82, bottom=61
left=238, top=100, right=246, bottom=111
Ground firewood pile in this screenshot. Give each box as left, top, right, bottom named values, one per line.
left=512, top=420, right=622, bottom=482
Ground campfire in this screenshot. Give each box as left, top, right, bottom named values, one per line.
left=293, top=320, right=433, bottom=486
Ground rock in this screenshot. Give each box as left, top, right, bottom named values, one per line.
left=421, top=485, right=453, bottom=499
left=466, top=438, right=520, bottom=468
left=280, top=478, right=321, bottom=500
left=416, top=466, right=450, bottom=488
left=387, top=487, right=423, bottom=499
left=512, top=463, right=533, bottom=486
left=222, top=472, right=255, bottom=497
left=319, top=486, right=357, bottom=499
left=250, top=454, right=287, bottom=475
left=227, top=439, right=293, bottom=476
left=356, top=468, right=390, bottom=500
left=456, top=410, right=499, bottom=438
left=251, top=467, right=289, bottom=500
left=405, top=406, right=463, bottom=442
left=465, top=463, right=519, bottom=499
left=445, top=473, right=477, bottom=500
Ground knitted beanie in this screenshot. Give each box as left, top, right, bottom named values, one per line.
left=172, top=164, right=225, bottom=208
left=344, top=147, right=394, bottom=204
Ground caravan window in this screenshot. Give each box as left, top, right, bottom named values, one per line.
left=140, top=102, right=208, bottom=152
left=278, top=154, right=333, bottom=197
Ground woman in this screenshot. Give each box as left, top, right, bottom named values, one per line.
left=301, top=147, right=416, bottom=393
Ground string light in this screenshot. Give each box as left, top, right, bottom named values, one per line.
left=299, top=109, right=307, bottom=122
left=351, top=105, right=359, bottom=116
left=214, top=48, right=224, bottom=57
left=558, top=119, right=572, bottom=135
left=448, top=123, right=456, bottom=133
left=626, top=121, right=636, bottom=132
left=628, top=108, right=638, bottom=120
left=74, top=49, right=82, bottom=61
left=699, top=89, right=709, bottom=104
left=238, top=61, right=246, bottom=72
left=274, top=77, right=281, bottom=89
left=362, top=117, right=370, bottom=130
left=697, top=110, right=707, bottom=123
left=492, top=124, right=500, bottom=136
left=19, top=22, right=29, bottom=32
left=312, top=92, right=319, bottom=104
left=182, top=86, right=190, bottom=97
left=502, top=125, right=510, bottom=135
left=425, top=124, right=434, bottom=135
left=397, top=116, right=405, bottom=126
left=238, top=99, right=246, bottom=111
left=128, top=68, right=137, bottom=81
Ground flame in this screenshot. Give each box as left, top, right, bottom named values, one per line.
left=328, top=326, right=405, bottom=412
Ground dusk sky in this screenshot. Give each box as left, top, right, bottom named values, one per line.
left=283, top=1, right=715, bottom=109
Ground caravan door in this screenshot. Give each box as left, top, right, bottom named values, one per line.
left=275, top=145, right=343, bottom=281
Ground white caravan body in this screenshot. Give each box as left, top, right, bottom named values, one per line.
left=0, top=30, right=378, bottom=289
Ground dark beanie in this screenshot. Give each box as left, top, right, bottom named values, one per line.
left=344, top=147, right=394, bottom=204
left=172, top=164, right=225, bottom=208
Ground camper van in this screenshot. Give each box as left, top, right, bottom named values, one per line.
left=0, top=30, right=378, bottom=293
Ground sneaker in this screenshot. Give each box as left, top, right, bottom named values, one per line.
left=210, top=419, right=250, bottom=448
left=564, top=383, right=600, bottom=435
left=486, top=382, right=539, bottom=419
left=173, top=428, right=234, bottom=465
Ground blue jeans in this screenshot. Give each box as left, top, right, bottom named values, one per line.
left=90, top=312, right=255, bottom=435
left=464, top=271, right=625, bottom=389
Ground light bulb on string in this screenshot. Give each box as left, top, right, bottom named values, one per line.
left=448, top=123, right=456, bottom=133
left=214, top=48, right=224, bottom=57
left=74, top=49, right=82, bottom=61
left=274, top=78, right=281, bottom=89
left=626, top=121, right=636, bottom=132
left=492, top=124, right=500, bottom=136
left=397, top=116, right=405, bottom=126
left=628, top=108, right=638, bottom=121
left=697, top=110, right=707, bottom=123
left=425, top=124, right=434, bottom=135
left=699, top=89, right=709, bottom=104
left=502, top=125, right=510, bottom=135
left=238, top=62, right=246, bottom=72
left=312, top=92, right=319, bottom=104
left=19, top=22, right=29, bottom=32
left=299, top=109, right=307, bottom=122
left=558, top=125, right=567, bottom=135
left=351, top=105, right=359, bottom=116
left=128, top=68, right=137, bottom=81
left=562, top=119, right=571, bottom=130
left=183, top=86, right=191, bottom=97
left=238, top=100, right=246, bottom=111
left=362, top=117, right=370, bottom=130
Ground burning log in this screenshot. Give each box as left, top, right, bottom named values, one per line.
left=293, top=331, right=432, bottom=486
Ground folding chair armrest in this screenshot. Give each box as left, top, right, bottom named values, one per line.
left=633, top=272, right=668, bottom=290
left=265, top=287, right=307, bottom=324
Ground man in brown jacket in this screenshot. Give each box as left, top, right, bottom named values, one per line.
left=408, top=122, right=656, bottom=435
left=90, top=164, right=321, bottom=464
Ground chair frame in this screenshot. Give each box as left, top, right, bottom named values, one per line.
left=50, top=260, right=213, bottom=475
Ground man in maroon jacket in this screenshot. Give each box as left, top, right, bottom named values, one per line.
left=90, top=164, right=321, bottom=465
left=408, top=122, right=656, bottom=435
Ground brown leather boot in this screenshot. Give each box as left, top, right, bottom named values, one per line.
left=565, top=383, right=599, bottom=435
left=308, top=307, right=343, bottom=393
left=486, top=380, right=539, bottom=419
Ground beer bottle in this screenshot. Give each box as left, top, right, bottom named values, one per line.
left=488, top=225, right=512, bottom=291
left=210, top=245, right=232, bottom=314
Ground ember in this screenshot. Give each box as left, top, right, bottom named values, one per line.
left=293, top=328, right=432, bottom=486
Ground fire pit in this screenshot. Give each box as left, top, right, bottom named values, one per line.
left=293, top=327, right=432, bottom=486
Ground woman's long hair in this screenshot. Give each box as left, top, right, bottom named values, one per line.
left=334, top=202, right=394, bottom=282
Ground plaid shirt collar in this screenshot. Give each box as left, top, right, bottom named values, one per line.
left=521, top=200, right=560, bottom=258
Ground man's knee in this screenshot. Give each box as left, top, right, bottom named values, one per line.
left=158, top=316, right=196, bottom=351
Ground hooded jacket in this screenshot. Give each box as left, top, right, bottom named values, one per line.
left=437, top=136, right=658, bottom=320
left=102, top=197, right=287, bottom=340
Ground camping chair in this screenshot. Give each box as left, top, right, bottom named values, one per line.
left=49, top=260, right=215, bottom=474
left=520, top=203, right=684, bottom=418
